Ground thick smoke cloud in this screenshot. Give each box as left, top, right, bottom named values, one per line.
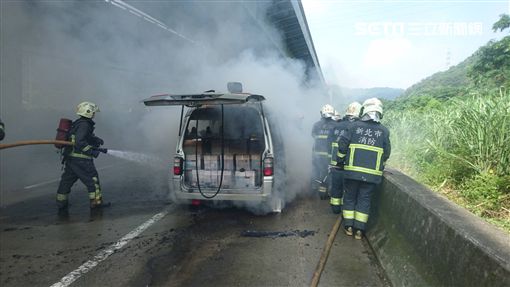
left=0, top=1, right=327, bottom=209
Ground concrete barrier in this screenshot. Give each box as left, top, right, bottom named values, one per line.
left=367, top=168, right=510, bottom=287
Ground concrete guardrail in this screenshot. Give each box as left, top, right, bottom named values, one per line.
left=367, top=168, right=510, bottom=287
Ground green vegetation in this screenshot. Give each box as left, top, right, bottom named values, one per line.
left=383, top=14, right=510, bottom=232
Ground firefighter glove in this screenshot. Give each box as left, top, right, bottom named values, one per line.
left=92, top=137, right=104, bottom=146
left=96, top=148, right=108, bottom=154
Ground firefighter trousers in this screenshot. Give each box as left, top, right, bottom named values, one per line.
left=329, top=167, right=344, bottom=214
left=311, top=154, right=329, bottom=198
left=342, top=179, right=376, bottom=231
left=56, top=158, right=102, bottom=208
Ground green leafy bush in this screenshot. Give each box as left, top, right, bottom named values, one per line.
left=461, top=173, right=510, bottom=216
left=384, top=90, right=510, bottom=231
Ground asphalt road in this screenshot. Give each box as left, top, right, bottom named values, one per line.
left=0, top=162, right=389, bottom=287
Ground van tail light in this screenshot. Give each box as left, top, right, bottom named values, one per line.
left=173, top=157, right=183, bottom=175
left=263, top=157, right=274, bottom=176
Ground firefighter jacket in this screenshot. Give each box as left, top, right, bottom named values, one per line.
left=337, top=119, right=391, bottom=184
left=329, top=116, right=358, bottom=166
left=66, top=117, right=103, bottom=160
left=312, top=118, right=336, bottom=158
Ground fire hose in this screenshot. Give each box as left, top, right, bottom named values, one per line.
left=310, top=216, right=343, bottom=287
left=0, top=140, right=108, bottom=154
left=0, top=140, right=73, bottom=150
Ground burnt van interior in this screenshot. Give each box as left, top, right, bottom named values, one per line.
left=182, top=106, right=265, bottom=190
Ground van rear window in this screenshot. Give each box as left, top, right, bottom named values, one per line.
left=184, top=106, right=263, bottom=141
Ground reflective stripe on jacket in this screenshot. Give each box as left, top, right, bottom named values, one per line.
left=338, top=120, right=391, bottom=184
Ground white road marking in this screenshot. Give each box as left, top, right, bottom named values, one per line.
left=50, top=208, right=170, bottom=287
left=24, top=164, right=119, bottom=190
left=24, top=179, right=61, bottom=190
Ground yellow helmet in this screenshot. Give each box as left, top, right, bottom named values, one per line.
left=76, top=102, right=100, bottom=119
left=361, top=98, right=383, bottom=116
left=345, top=102, right=362, bottom=117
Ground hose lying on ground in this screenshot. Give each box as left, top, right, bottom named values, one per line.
left=310, top=216, right=343, bottom=287
left=0, top=140, right=72, bottom=150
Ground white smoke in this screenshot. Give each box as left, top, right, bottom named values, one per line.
left=0, top=1, right=328, bottom=210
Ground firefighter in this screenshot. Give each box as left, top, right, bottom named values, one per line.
left=56, top=102, right=108, bottom=212
left=328, top=102, right=362, bottom=214
left=311, top=104, right=336, bottom=199
left=0, top=117, right=4, bottom=141
left=337, top=98, right=391, bottom=239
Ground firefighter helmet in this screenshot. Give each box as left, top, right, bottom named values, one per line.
left=345, top=102, right=362, bottom=117
left=320, top=104, right=335, bottom=118
left=76, top=102, right=100, bottom=119
left=361, top=98, right=383, bottom=116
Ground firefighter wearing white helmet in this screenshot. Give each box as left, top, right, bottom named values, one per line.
left=327, top=101, right=363, bottom=214
left=345, top=101, right=362, bottom=118
left=360, top=98, right=383, bottom=122
left=336, top=98, right=391, bottom=239
left=312, top=104, right=337, bottom=199
left=56, top=101, right=109, bottom=213
left=320, top=104, right=335, bottom=119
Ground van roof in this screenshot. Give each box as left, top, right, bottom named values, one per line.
left=143, top=92, right=265, bottom=107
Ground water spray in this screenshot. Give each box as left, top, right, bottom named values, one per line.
left=106, top=149, right=166, bottom=166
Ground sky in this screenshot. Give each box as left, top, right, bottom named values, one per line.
left=302, top=0, right=510, bottom=89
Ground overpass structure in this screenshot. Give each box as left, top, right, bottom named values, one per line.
left=266, top=0, right=325, bottom=83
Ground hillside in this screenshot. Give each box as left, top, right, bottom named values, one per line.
left=329, top=85, right=403, bottom=109
left=392, top=33, right=509, bottom=109
left=403, top=54, right=475, bottom=100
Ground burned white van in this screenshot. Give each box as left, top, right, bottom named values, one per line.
left=143, top=83, right=284, bottom=213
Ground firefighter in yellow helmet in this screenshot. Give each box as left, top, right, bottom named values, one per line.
left=337, top=98, right=391, bottom=239
left=56, top=102, right=109, bottom=212
left=311, top=104, right=337, bottom=199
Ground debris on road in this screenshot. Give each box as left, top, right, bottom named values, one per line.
left=241, top=229, right=316, bottom=238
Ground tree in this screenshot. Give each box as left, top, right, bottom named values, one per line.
left=493, top=14, right=510, bottom=33
left=468, top=14, right=510, bottom=88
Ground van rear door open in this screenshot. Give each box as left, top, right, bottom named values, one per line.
left=143, top=93, right=265, bottom=107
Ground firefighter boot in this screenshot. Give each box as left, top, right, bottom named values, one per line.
left=354, top=230, right=363, bottom=240
left=56, top=195, right=69, bottom=216
left=344, top=226, right=353, bottom=236
left=57, top=200, right=68, bottom=211
left=330, top=205, right=342, bottom=214
left=90, top=198, right=111, bottom=209
left=318, top=185, right=328, bottom=200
